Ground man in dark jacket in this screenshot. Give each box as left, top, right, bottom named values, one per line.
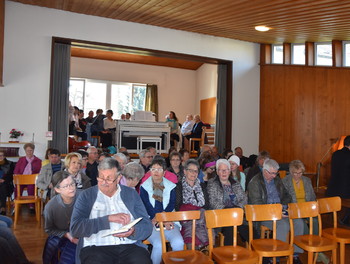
left=326, top=135, right=350, bottom=225
left=247, top=159, right=304, bottom=263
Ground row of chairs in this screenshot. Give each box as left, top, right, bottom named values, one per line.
left=155, top=197, right=350, bottom=264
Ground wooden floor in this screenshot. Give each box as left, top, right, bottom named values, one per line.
left=8, top=202, right=350, bottom=264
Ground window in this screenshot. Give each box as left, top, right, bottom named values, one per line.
left=292, top=44, right=305, bottom=65
left=315, top=43, right=332, bottom=66
left=344, top=41, right=350, bottom=66
left=69, top=79, right=147, bottom=118
left=272, top=45, right=283, bottom=64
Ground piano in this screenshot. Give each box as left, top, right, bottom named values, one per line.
left=115, top=120, right=171, bottom=153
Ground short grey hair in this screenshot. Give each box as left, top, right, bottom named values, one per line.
left=98, top=157, right=121, bottom=173
left=122, top=162, right=145, bottom=181
left=184, top=159, right=200, bottom=171
left=114, top=153, right=127, bottom=164
left=263, top=159, right=280, bottom=171
left=216, top=159, right=230, bottom=171
left=87, top=146, right=97, bottom=154
left=139, top=149, right=150, bottom=158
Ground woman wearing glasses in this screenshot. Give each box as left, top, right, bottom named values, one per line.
left=43, top=171, right=80, bottom=264
left=140, top=158, right=184, bottom=264
left=175, top=159, right=209, bottom=249
left=207, top=159, right=251, bottom=245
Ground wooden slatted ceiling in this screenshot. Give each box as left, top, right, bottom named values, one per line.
left=10, top=0, right=350, bottom=44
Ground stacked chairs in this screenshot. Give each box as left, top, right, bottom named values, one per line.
left=288, top=201, right=337, bottom=264
left=205, top=208, right=258, bottom=264
left=318, top=196, right=350, bottom=264
left=155, top=210, right=213, bottom=264
left=245, top=204, right=294, bottom=264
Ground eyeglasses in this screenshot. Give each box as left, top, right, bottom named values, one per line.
left=186, top=169, right=198, bottom=174
left=59, top=182, right=76, bottom=190
left=265, top=169, right=279, bottom=176
left=97, top=177, right=118, bottom=184
left=292, top=171, right=303, bottom=176
left=217, top=169, right=230, bottom=173
left=207, top=167, right=215, bottom=171
left=150, top=168, right=164, bottom=172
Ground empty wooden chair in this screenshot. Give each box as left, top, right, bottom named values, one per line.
left=288, top=201, right=337, bottom=264
left=13, top=174, right=41, bottom=228
left=245, top=204, right=293, bottom=264
left=205, top=208, right=258, bottom=264
left=155, top=210, right=213, bottom=264
left=318, top=196, right=350, bottom=264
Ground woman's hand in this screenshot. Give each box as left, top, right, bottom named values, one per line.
left=164, top=221, right=174, bottom=230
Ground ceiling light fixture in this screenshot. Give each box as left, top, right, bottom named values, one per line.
left=255, top=25, right=270, bottom=32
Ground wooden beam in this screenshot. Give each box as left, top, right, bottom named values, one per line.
left=283, top=43, right=291, bottom=64
left=260, top=44, right=271, bottom=65
left=0, top=0, right=4, bottom=86
left=305, top=42, right=314, bottom=66
left=332, top=40, right=343, bottom=67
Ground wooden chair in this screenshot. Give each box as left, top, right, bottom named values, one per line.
left=288, top=201, right=337, bottom=264
left=155, top=211, right=213, bottom=264
left=13, top=174, right=41, bottom=228
left=189, top=127, right=206, bottom=153
left=205, top=208, right=258, bottom=264
left=245, top=204, right=293, bottom=264
left=318, top=196, right=350, bottom=264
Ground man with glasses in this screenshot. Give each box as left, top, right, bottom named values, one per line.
left=70, top=158, right=152, bottom=264
left=247, top=159, right=304, bottom=264
left=139, top=149, right=153, bottom=173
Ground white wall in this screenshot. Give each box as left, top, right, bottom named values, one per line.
left=195, top=64, right=218, bottom=114
left=71, top=57, right=197, bottom=123
left=1, top=1, right=260, bottom=158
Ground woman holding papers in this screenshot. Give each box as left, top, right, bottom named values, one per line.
left=140, top=158, right=184, bottom=264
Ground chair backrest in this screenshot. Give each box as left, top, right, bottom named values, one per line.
left=205, top=208, right=243, bottom=257
left=13, top=174, right=39, bottom=198
left=318, top=196, right=341, bottom=228
left=245, top=204, right=282, bottom=245
left=155, top=210, right=200, bottom=253
left=288, top=201, right=321, bottom=240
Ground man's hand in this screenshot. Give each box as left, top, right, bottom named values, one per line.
left=108, top=213, right=131, bottom=225
left=113, top=227, right=135, bottom=238
left=0, top=179, right=4, bottom=184
left=65, top=232, right=79, bottom=244
left=164, top=222, right=174, bottom=230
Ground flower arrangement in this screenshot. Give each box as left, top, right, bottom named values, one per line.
left=9, top=128, right=24, bottom=139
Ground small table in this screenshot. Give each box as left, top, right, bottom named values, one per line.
left=137, top=136, right=162, bottom=154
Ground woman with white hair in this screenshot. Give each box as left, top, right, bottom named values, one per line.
left=228, top=155, right=246, bottom=191
left=207, top=159, right=251, bottom=245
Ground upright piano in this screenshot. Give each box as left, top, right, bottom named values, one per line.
left=115, top=120, right=170, bottom=153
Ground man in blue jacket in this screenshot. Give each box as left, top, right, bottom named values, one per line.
left=70, top=158, right=152, bottom=264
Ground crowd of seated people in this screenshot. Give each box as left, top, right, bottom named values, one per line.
left=5, top=138, right=347, bottom=264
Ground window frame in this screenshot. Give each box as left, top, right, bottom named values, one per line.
left=272, top=44, right=283, bottom=64
left=291, top=43, right=305, bottom=65
left=314, top=42, right=332, bottom=66
left=343, top=41, right=350, bottom=67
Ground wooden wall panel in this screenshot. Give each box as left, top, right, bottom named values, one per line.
left=200, top=97, right=216, bottom=124
left=260, top=65, right=350, bottom=186
left=0, top=0, right=4, bottom=86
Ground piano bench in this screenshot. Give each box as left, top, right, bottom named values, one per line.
left=137, top=136, right=162, bottom=154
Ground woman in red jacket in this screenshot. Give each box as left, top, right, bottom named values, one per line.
left=14, top=143, right=41, bottom=212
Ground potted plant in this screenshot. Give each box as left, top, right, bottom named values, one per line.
left=9, top=129, right=24, bottom=143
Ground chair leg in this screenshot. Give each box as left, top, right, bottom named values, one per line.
left=36, top=201, right=41, bottom=222
left=259, top=256, right=263, bottom=264
left=339, top=243, right=345, bottom=264
left=308, top=251, right=313, bottom=264
left=14, top=204, right=19, bottom=229
left=289, top=254, right=293, bottom=264
left=332, top=248, right=337, bottom=264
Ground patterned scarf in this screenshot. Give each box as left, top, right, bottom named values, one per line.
left=182, top=177, right=205, bottom=207
left=23, top=156, right=34, bottom=175
left=152, top=180, right=164, bottom=202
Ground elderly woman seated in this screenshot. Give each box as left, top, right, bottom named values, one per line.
left=175, top=159, right=209, bottom=249
left=119, top=162, right=145, bottom=189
